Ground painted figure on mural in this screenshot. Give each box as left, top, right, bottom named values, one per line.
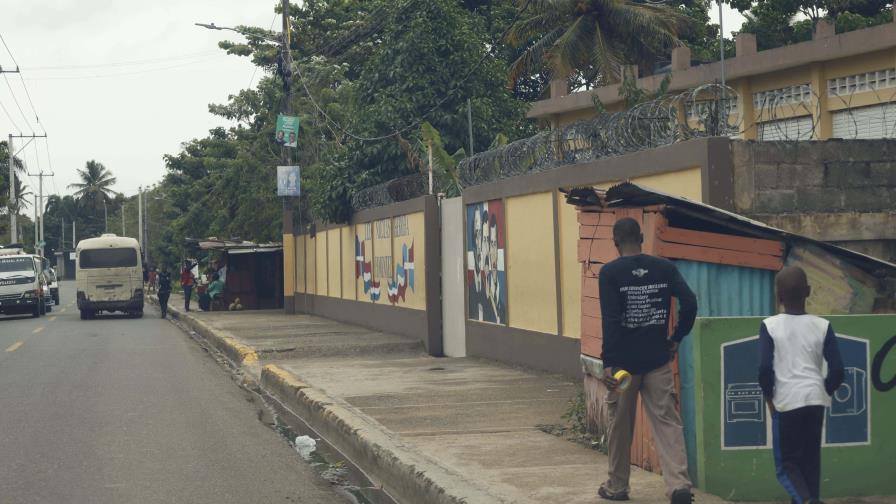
left=466, top=200, right=506, bottom=324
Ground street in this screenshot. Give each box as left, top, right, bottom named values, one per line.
left=0, top=281, right=343, bottom=504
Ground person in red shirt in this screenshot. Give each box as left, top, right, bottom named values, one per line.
left=180, top=262, right=196, bottom=312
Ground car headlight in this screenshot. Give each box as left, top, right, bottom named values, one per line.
left=23, top=289, right=39, bottom=298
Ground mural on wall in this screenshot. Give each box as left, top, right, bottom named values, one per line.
left=354, top=216, right=419, bottom=306
left=721, top=333, right=871, bottom=449
left=355, top=223, right=380, bottom=302
left=387, top=216, right=415, bottom=305
left=466, top=200, right=506, bottom=324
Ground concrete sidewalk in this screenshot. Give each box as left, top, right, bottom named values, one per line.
left=154, top=301, right=892, bottom=504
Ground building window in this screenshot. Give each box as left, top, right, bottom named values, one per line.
left=828, top=68, right=896, bottom=96
left=753, top=84, right=812, bottom=108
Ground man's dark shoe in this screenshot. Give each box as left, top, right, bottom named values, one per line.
left=598, top=486, right=630, bottom=501
left=670, top=488, right=694, bottom=504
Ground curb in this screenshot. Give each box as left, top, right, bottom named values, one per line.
left=260, top=364, right=504, bottom=504
left=154, top=295, right=504, bottom=504
left=148, top=295, right=258, bottom=366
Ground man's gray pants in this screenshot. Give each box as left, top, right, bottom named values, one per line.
left=604, top=363, right=692, bottom=497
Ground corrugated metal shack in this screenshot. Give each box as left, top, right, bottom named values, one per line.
left=567, top=182, right=896, bottom=477
left=196, top=239, right=284, bottom=310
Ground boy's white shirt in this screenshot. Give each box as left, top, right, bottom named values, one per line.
left=764, top=313, right=832, bottom=412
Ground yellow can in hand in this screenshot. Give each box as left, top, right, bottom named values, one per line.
left=613, top=369, right=632, bottom=391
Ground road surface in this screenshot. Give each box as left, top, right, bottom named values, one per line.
left=0, top=281, right=343, bottom=504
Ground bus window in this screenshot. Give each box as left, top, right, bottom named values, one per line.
left=80, top=249, right=139, bottom=269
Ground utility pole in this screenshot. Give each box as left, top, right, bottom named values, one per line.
left=280, top=0, right=294, bottom=240
left=7, top=132, right=46, bottom=243
left=72, top=221, right=76, bottom=248
left=467, top=98, right=474, bottom=156
left=61, top=218, right=64, bottom=251
left=137, top=186, right=143, bottom=250
left=27, top=170, right=53, bottom=257
left=33, top=195, right=37, bottom=251
left=121, top=202, right=126, bottom=236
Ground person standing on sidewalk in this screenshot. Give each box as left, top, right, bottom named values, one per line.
left=180, top=262, right=196, bottom=312
left=597, top=217, right=698, bottom=504
left=758, top=266, right=844, bottom=504
left=157, top=268, right=172, bottom=319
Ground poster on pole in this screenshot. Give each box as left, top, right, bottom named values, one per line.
left=277, top=166, right=301, bottom=197
left=275, top=114, right=300, bottom=148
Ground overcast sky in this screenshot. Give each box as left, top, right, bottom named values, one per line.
left=1, top=1, right=745, bottom=199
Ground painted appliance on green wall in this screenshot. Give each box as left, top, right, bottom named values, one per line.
left=691, top=315, right=896, bottom=500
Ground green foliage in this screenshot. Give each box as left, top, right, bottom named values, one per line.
left=506, top=0, right=692, bottom=86
left=562, top=389, right=589, bottom=435
left=733, top=0, right=891, bottom=51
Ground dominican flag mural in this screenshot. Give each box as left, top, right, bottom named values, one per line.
left=387, top=242, right=415, bottom=304
left=355, top=235, right=380, bottom=302
left=466, top=200, right=506, bottom=324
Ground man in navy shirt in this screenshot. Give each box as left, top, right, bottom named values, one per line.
left=597, top=217, right=698, bottom=504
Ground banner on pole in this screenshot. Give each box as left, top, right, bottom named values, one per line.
left=275, top=114, right=300, bottom=148
left=277, top=166, right=301, bottom=197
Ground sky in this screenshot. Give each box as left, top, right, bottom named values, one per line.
left=0, top=1, right=746, bottom=199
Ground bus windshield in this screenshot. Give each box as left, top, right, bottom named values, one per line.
left=80, top=248, right=139, bottom=269
left=0, top=257, right=35, bottom=273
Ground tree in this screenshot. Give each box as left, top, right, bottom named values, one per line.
left=731, top=0, right=892, bottom=51
left=506, top=0, right=690, bottom=88
left=68, top=160, right=118, bottom=213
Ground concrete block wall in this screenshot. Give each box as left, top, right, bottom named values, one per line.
left=732, top=140, right=896, bottom=261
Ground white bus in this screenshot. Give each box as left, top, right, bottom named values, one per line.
left=76, top=234, right=144, bottom=319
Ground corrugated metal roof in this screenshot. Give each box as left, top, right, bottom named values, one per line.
left=594, top=182, right=896, bottom=272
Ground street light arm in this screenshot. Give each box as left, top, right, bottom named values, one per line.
left=194, top=22, right=283, bottom=44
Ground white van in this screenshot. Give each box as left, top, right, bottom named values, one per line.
left=0, top=245, right=47, bottom=318
left=76, top=234, right=144, bottom=319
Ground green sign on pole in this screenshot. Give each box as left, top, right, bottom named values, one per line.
left=275, top=114, right=300, bottom=148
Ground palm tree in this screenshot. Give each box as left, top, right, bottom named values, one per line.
left=68, top=160, right=118, bottom=213
left=506, top=0, right=690, bottom=87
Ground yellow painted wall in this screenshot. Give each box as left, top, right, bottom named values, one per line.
left=305, top=234, right=316, bottom=296
left=506, top=192, right=558, bottom=334
left=632, top=167, right=703, bottom=202
left=283, top=234, right=295, bottom=296
left=341, top=226, right=355, bottom=300
left=824, top=49, right=894, bottom=80
left=557, top=193, right=582, bottom=338
left=316, top=231, right=328, bottom=296
left=295, top=234, right=306, bottom=294
left=326, top=228, right=341, bottom=298
left=356, top=222, right=373, bottom=302
left=390, top=212, right=425, bottom=310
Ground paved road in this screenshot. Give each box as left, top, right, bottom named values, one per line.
left=0, top=281, right=343, bottom=504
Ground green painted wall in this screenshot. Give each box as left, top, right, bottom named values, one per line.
left=692, top=315, right=896, bottom=501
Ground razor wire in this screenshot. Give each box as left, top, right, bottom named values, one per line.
left=352, top=82, right=896, bottom=212
left=459, top=83, right=740, bottom=187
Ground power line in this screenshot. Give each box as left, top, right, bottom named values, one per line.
left=24, top=50, right=222, bottom=71
left=248, top=14, right=280, bottom=90
left=294, top=0, right=532, bottom=142
left=24, top=55, right=230, bottom=81
left=2, top=74, right=34, bottom=132
left=0, top=95, right=22, bottom=132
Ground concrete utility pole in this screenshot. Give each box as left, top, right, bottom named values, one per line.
left=7, top=132, right=47, bottom=243
left=137, top=186, right=143, bottom=250
left=33, top=195, right=37, bottom=251
left=60, top=218, right=64, bottom=251
left=280, top=0, right=294, bottom=240
left=72, top=221, right=76, bottom=248
left=28, top=170, right=53, bottom=257
left=121, top=202, right=126, bottom=235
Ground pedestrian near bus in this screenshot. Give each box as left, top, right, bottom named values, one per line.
left=157, top=268, right=172, bottom=319
left=597, top=217, right=698, bottom=504
left=180, top=262, right=196, bottom=312
left=758, top=266, right=844, bottom=504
